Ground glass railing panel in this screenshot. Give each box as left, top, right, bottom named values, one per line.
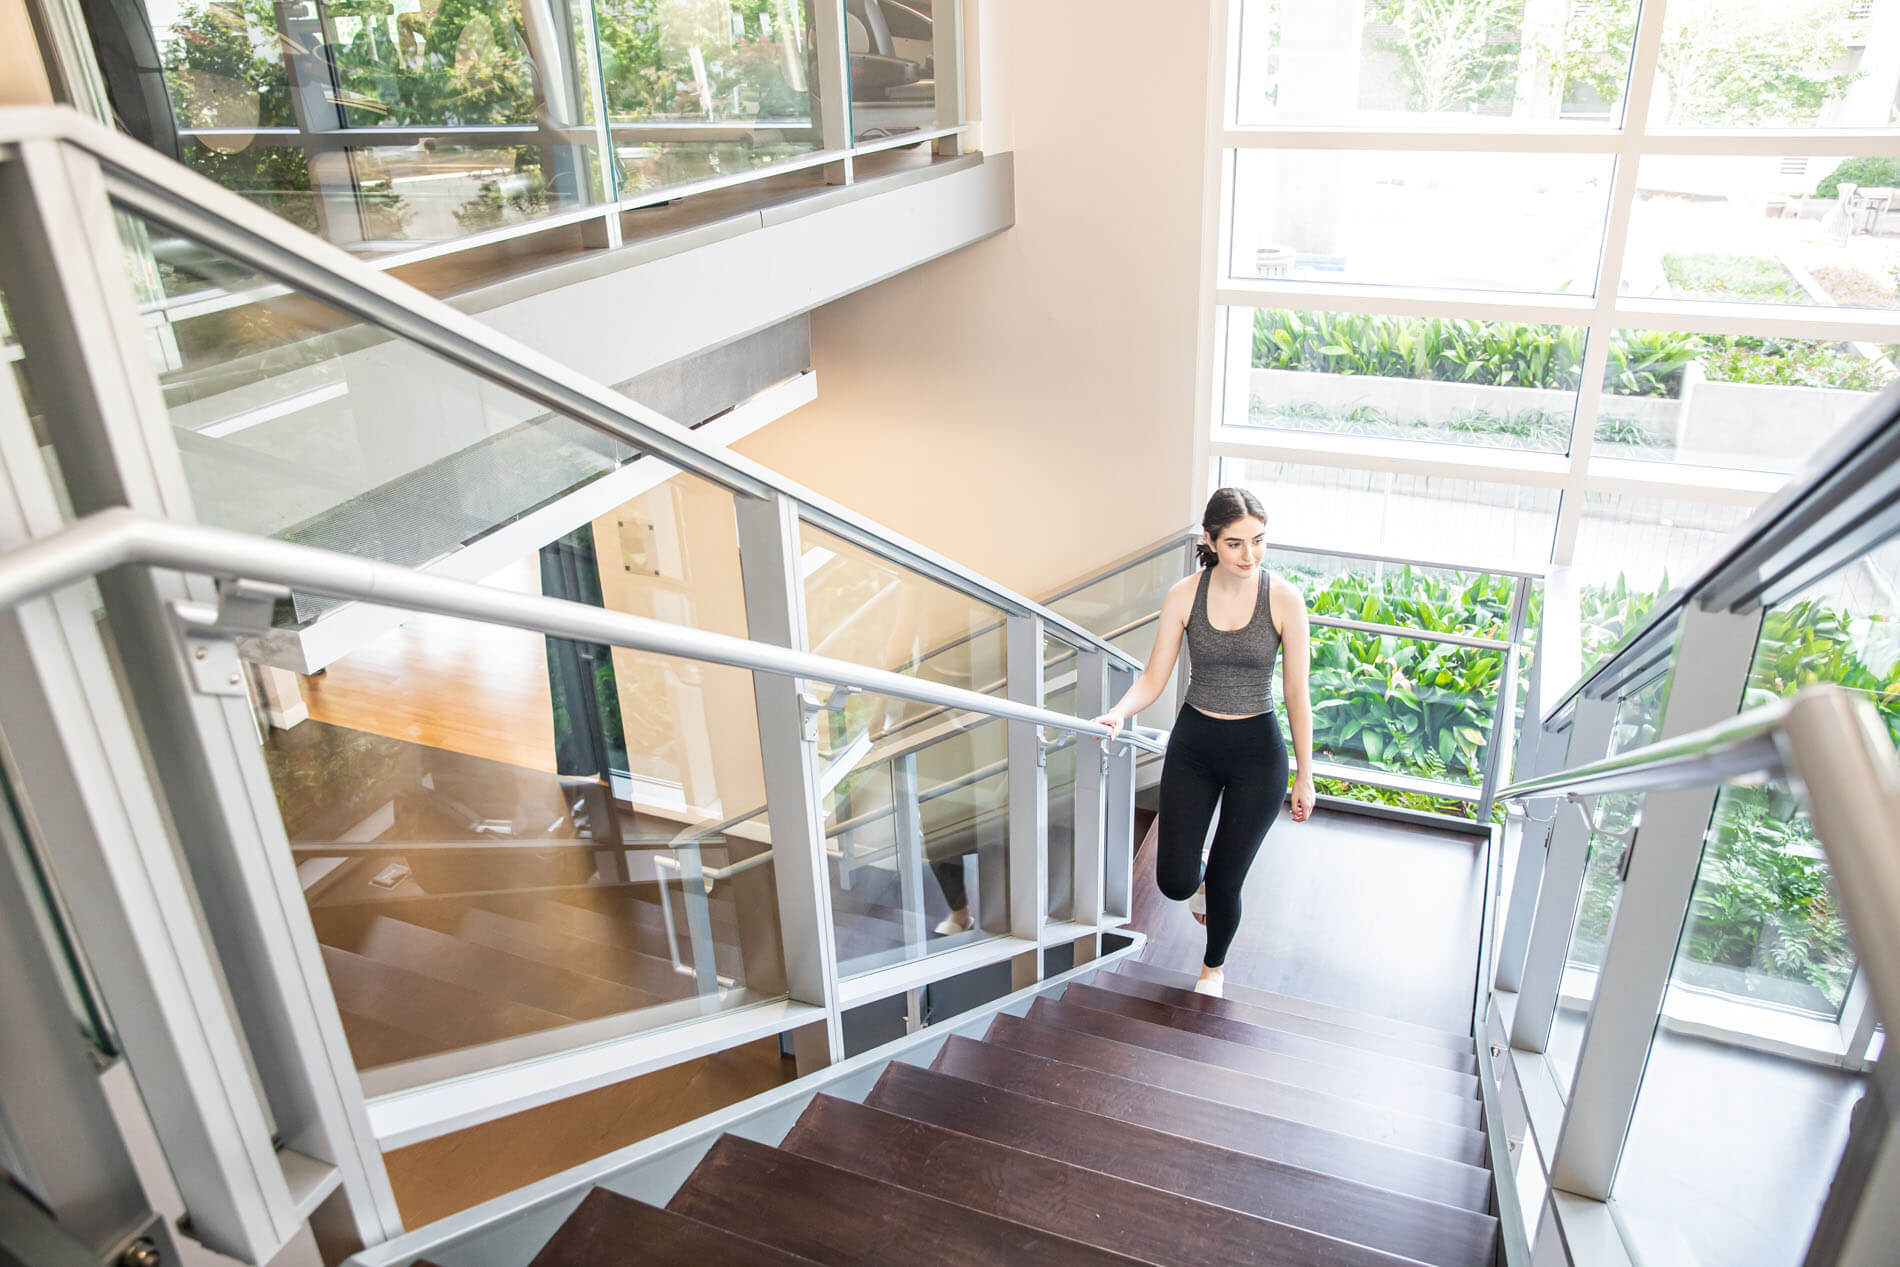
left=818, top=691, right=1008, bottom=977
left=1222, top=457, right=1560, bottom=575
left=846, top=0, right=941, bottom=142
left=112, top=206, right=644, bottom=609
left=129, top=0, right=609, bottom=255
left=1668, top=537, right=1900, bottom=1023
left=1044, top=635, right=1079, bottom=924
left=1271, top=547, right=1521, bottom=642
left=1108, top=620, right=1173, bottom=731
left=1229, top=150, right=1614, bottom=293
left=1544, top=672, right=1671, bottom=1099
left=596, top=0, right=826, bottom=197
left=1235, top=308, right=1585, bottom=456
left=1611, top=804, right=1874, bottom=1265
left=1045, top=546, right=1187, bottom=645
left=258, top=588, right=783, bottom=1092
left=797, top=520, right=1009, bottom=740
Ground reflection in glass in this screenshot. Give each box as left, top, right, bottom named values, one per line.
left=114, top=207, right=639, bottom=583
left=1596, top=327, right=1893, bottom=474
left=817, top=691, right=1009, bottom=976
left=1229, top=150, right=1613, bottom=293
left=1239, top=309, right=1584, bottom=454
left=1546, top=676, right=1668, bottom=1099
left=1222, top=457, right=1560, bottom=573
left=1234, top=0, right=1639, bottom=127
left=847, top=0, right=939, bottom=140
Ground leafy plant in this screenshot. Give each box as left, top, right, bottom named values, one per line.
left=1817, top=157, right=1900, bottom=199
left=1661, top=253, right=1806, bottom=302
left=1253, top=310, right=1586, bottom=390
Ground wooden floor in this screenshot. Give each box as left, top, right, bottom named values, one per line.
left=1129, top=804, right=1486, bottom=1034
left=384, top=1037, right=796, bottom=1229
left=300, top=555, right=559, bottom=774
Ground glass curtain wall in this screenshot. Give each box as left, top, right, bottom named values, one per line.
left=1214, top=0, right=1900, bottom=810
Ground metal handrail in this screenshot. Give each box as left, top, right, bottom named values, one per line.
left=1499, top=684, right=1900, bottom=1053
left=0, top=508, right=1166, bottom=755
left=0, top=109, right=1137, bottom=674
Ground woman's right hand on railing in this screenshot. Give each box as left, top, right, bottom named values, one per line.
left=1090, top=710, right=1125, bottom=742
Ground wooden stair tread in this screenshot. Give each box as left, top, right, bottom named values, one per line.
left=1116, top=960, right=1475, bottom=1051
left=528, top=1188, right=818, bottom=1266
left=319, top=945, right=571, bottom=1053
left=334, top=1008, right=441, bottom=1069
left=668, top=1134, right=1145, bottom=1265
left=1030, top=998, right=1482, bottom=1129
left=523, top=894, right=746, bottom=977
left=1093, top=971, right=1476, bottom=1073
left=990, top=1011, right=1487, bottom=1168
left=451, top=906, right=702, bottom=999
left=871, top=1061, right=1495, bottom=1257
left=784, top=1093, right=1435, bottom=1267
left=1062, top=982, right=1480, bottom=1100
left=336, top=914, right=654, bottom=1021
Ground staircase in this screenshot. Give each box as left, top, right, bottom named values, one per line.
left=517, top=958, right=1499, bottom=1266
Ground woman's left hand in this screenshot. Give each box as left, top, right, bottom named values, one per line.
left=1290, top=775, right=1317, bottom=823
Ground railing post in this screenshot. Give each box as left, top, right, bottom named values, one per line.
left=734, top=490, right=844, bottom=1072
left=1508, top=691, right=1618, bottom=1052
left=1006, top=612, right=1047, bottom=987
left=1550, top=599, right=1766, bottom=1200
left=892, top=753, right=929, bottom=952
left=810, top=0, right=855, bottom=184
left=1475, top=577, right=1533, bottom=826
left=0, top=139, right=401, bottom=1251
left=932, top=0, right=966, bottom=156
left=1071, top=649, right=1109, bottom=943
left=1103, top=661, right=1140, bottom=922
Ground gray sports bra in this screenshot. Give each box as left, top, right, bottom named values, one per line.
left=1183, top=568, right=1280, bottom=716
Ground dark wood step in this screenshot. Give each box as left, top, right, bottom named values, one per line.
left=521, top=893, right=746, bottom=978
left=1061, top=982, right=1480, bottom=1100
left=333, top=915, right=655, bottom=1021
left=1094, top=970, right=1477, bottom=1073
left=450, top=906, right=700, bottom=1000
left=668, top=1134, right=1144, bottom=1265
left=529, top=1187, right=818, bottom=1266
left=783, top=1093, right=1430, bottom=1267
left=319, top=945, right=571, bottom=1056
left=1115, top=960, right=1475, bottom=1051
left=871, top=1061, right=1496, bottom=1257
left=335, top=1008, right=441, bottom=1069
left=1028, top=998, right=1482, bottom=1130
left=987, top=1011, right=1487, bottom=1168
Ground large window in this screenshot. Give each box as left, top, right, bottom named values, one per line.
left=1212, top=0, right=1900, bottom=716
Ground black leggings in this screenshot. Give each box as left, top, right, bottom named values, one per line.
left=1156, top=705, right=1289, bottom=968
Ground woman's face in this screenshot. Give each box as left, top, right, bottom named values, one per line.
left=1207, top=515, right=1266, bottom=578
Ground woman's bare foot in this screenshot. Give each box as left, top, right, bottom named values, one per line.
left=1193, top=965, right=1225, bottom=997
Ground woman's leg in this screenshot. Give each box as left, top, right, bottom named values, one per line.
left=930, top=859, right=968, bottom=912
left=1199, top=722, right=1290, bottom=968
left=1155, top=732, right=1222, bottom=904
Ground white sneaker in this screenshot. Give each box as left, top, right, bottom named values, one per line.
left=1188, top=887, right=1207, bottom=918
left=933, top=908, right=974, bottom=935
left=1193, top=971, right=1225, bottom=998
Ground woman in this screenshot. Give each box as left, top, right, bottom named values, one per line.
left=1093, top=488, right=1315, bottom=997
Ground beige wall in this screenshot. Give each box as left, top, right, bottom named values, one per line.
left=1, top=0, right=54, bottom=105
left=736, top=0, right=1216, bottom=601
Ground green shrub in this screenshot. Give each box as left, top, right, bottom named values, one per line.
left=1661, top=252, right=1806, bottom=302
left=1700, top=336, right=1894, bottom=392
left=1816, top=156, right=1900, bottom=199
left=1253, top=311, right=1586, bottom=390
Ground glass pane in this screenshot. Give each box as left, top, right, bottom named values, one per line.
left=847, top=0, right=939, bottom=141
left=1046, top=547, right=1188, bottom=646
left=1626, top=155, right=1900, bottom=311
left=1238, top=309, right=1584, bottom=454
left=114, top=207, right=640, bottom=585
left=1596, top=327, right=1894, bottom=474
left=1221, top=457, right=1561, bottom=573
left=1045, top=636, right=1079, bottom=924
left=821, top=693, right=1009, bottom=976
left=1670, top=541, right=1900, bottom=1020
left=1271, top=547, right=1520, bottom=641
left=1571, top=493, right=1755, bottom=677
left=1545, top=674, right=1669, bottom=1099
left=1287, top=626, right=1503, bottom=793
left=1109, top=621, right=1172, bottom=730
left=599, top=0, right=826, bottom=193
left=146, top=0, right=606, bottom=251
left=1649, top=0, right=1888, bottom=130
left=1229, top=150, right=1613, bottom=293
left=264, top=569, right=783, bottom=1088
left=1234, top=0, right=1639, bottom=127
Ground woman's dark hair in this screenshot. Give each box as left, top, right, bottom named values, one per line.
left=1196, top=487, right=1268, bottom=568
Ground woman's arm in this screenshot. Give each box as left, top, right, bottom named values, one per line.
left=1277, top=579, right=1317, bottom=822
left=1091, top=576, right=1195, bottom=738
